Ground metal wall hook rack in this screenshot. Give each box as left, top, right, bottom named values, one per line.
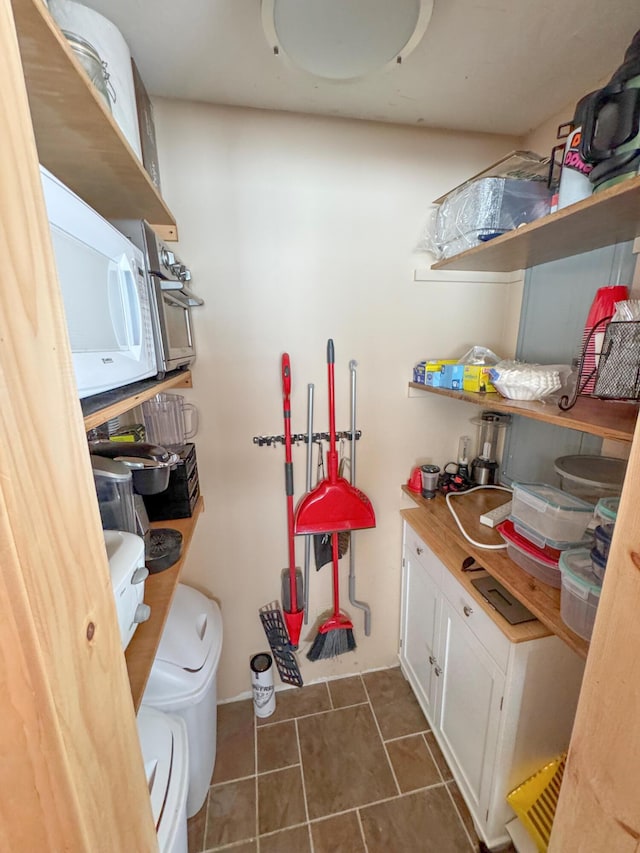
left=253, top=430, right=362, bottom=447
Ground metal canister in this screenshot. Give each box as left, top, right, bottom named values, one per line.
left=250, top=652, right=276, bottom=718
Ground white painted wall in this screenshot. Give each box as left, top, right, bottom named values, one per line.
left=153, top=100, right=521, bottom=699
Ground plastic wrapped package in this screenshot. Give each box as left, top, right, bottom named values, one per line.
left=424, top=178, right=552, bottom=260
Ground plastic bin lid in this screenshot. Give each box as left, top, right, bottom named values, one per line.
left=559, top=548, right=603, bottom=597
left=590, top=546, right=607, bottom=570
left=136, top=706, right=188, bottom=847
left=156, top=583, right=223, bottom=672
left=510, top=516, right=590, bottom=552
left=497, top=519, right=559, bottom=567
left=144, top=584, right=223, bottom=708
left=595, top=496, right=620, bottom=523
left=513, top=482, right=594, bottom=511
left=554, top=455, right=627, bottom=489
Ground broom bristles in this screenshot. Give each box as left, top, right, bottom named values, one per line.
left=307, top=626, right=356, bottom=661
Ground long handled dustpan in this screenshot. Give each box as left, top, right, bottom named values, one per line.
left=294, top=339, right=375, bottom=536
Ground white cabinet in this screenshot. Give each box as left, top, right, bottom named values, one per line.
left=399, top=520, right=585, bottom=849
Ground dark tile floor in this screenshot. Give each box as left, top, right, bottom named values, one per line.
left=187, top=667, right=514, bottom=853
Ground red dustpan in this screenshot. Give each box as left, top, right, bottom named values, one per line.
left=294, top=340, right=375, bottom=536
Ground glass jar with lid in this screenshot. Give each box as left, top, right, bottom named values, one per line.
left=62, top=30, right=113, bottom=111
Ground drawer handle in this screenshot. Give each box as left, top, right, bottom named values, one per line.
left=428, top=655, right=435, bottom=665
left=463, top=605, right=473, bottom=617
left=434, top=666, right=442, bottom=677
left=416, top=546, right=424, bottom=555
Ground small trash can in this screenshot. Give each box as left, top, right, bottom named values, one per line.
left=136, top=705, right=189, bottom=853
left=142, top=583, right=223, bottom=817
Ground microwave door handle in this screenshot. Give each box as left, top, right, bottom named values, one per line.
left=108, top=260, right=129, bottom=349
left=119, top=255, right=142, bottom=354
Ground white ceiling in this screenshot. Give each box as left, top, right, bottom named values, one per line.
left=78, top=0, right=639, bottom=136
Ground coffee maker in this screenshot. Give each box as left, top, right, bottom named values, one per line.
left=90, top=441, right=183, bottom=573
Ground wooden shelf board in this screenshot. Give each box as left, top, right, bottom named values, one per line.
left=401, top=486, right=590, bottom=660
left=409, top=382, right=639, bottom=443
left=126, top=495, right=204, bottom=709
left=12, top=0, right=176, bottom=228
left=82, top=370, right=193, bottom=431
left=431, top=174, right=640, bottom=272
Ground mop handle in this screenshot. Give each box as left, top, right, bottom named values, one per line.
left=326, top=339, right=339, bottom=482
left=282, top=354, right=297, bottom=611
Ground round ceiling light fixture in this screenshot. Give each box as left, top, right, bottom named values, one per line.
left=261, top=0, right=434, bottom=81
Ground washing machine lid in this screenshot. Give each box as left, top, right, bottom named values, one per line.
left=155, top=583, right=223, bottom=673
left=136, top=706, right=188, bottom=851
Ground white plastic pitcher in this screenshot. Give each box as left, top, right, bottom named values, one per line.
left=142, top=393, right=198, bottom=448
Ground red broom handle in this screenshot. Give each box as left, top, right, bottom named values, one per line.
left=282, top=354, right=298, bottom=613
left=331, top=532, right=340, bottom=617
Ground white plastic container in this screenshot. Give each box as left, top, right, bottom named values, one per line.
left=136, top=706, right=189, bottom=853
left=511, top=483, right=594, bottom=545
left=559, top=548, right=603, bottom=640
left=143, top=584, right=223, bottom=818
left=498, top=519, right=561, bottom=588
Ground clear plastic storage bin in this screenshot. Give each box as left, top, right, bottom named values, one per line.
left=559, top=548, right=603, bottom=640
left=511, top=483, right=594, bottom=545
left=498, top=519, right=561, bottom=588
left=512, top=517, right=591, bottom=556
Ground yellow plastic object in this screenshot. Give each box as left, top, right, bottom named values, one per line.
left=506, top=753, right=567, bottom=852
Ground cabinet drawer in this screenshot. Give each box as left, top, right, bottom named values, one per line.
left=440, top=568, right=511, bottom=672
left=404, top=524, right=443, bottom=588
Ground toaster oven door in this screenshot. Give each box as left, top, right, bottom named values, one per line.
left=154, top=287, right=196, bottom=373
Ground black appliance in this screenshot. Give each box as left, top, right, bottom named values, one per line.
left=142, top=443, right=200, bottom=521
left=579, top=29, right=640, bottom=192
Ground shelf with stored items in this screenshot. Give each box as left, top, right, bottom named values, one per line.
left=125, top=494, right=204, bottom=710
left=82, top=368, right=193, bottom=431
left=430, top=172, right=640, bottom=272
left=11, top=0, right=177, bottom=240
left=401, top=486, right=590, bottom=660
left=408, top=381, right=639, bottom=443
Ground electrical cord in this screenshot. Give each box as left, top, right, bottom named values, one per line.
left=445, top=485, right=513, bottom=550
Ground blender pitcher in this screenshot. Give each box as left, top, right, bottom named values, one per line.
left=142, top=393, right=198, bottom=448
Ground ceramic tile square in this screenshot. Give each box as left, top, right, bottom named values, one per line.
left=256, top=682, right=331, bottom=725
left=386, top=734, right=442, bottom=792
left=257, top=765, right=307, bottom=834
left=327, top=675, right=367, bottom=708
left=259, top=824, right=311, bottom=853
left=298, top=704, right=396, bottom=819
left=425, top=730, right=454, bottom=782
left=311, top=812, right=367, bottom=853
left=205, top=842, right=257, bottom=853
left=257, top=720, right=299, bottom=772
left=204, top=778, right=256, bottom=849
left=211, top=699, right=255, bottom=784
left=447, top=780, right=479, bottom=845
left=363, top=667, right=428, bottom=740
left=187, top=796, right=207, bottom=853
left=360, top=786, right=472, bottom=852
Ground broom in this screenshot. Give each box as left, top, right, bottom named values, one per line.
left=307, top=531, right=356, bottom=660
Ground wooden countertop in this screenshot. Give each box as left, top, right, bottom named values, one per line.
left=125, top=496, right=204, bottom=708
left=401, top=486, right=590, bottom=659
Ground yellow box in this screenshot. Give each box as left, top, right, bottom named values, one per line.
left=463, top=365, right=497, bottom=393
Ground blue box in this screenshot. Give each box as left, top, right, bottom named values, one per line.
left=441, top=364, right=465, bottom=390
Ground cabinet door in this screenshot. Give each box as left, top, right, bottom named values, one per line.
left=400, top=544, right=441, bottom=723
left=435, top=597, right=505, bottom=819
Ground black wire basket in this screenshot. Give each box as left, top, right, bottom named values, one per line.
left=560, top=317, right=640, bottom=410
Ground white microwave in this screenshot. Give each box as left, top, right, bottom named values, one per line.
left=40, top=167, right=157, bottom=399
